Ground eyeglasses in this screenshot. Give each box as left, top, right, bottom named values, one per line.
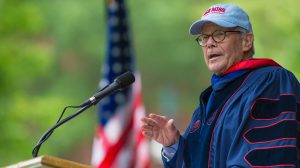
left=195, top=30, right=243, bottom=47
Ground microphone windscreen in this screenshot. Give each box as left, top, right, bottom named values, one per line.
left=115, top=71, right=135, bottom=88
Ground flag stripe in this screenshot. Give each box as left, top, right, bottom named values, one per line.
left=91, top=0, right=150, bottom=167
left=99, top=108, right=134, bottom=167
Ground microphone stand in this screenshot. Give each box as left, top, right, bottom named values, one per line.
left=32, top=71, right=135, bottom=158
left=32, top=102, right=94, bottom=158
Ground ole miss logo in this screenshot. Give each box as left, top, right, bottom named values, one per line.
left=203, top=7, right=225, bottom=16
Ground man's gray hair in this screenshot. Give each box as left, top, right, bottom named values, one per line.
left=238, top=27, right=255, bottom=58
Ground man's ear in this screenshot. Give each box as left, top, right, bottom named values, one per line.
left=242, top=33, right=254, bottom=52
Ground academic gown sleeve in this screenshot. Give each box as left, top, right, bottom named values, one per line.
left=161, top=106, right=202, bottom=168
left=209, top=66, right=300, bottom=167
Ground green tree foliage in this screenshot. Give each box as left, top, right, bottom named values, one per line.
left=0, top=0, right=300, bottom=166
left=0, top=0, right=103, bottom=164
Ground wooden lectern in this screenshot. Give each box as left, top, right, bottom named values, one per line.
left=5, top=155, right=92, bottom=168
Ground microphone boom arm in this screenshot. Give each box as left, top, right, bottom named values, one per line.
left=32, top=103, right=92, bottom=157
left=32, top=71, right=135, bottom=157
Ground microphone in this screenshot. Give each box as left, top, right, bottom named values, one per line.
left=82, top=71, right=135, bottom=106
left=32, top=71, right=135, bottom=158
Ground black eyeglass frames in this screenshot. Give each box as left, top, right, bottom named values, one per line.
left=195, top=30, right=243, bottom=47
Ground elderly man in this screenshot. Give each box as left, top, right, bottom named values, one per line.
left=141, top=3, right=300, bottom=167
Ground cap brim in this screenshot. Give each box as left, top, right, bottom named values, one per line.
left=189, top=19, right=237, bottom=35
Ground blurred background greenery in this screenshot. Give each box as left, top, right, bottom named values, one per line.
left=1, top=0, right=299, bottom=166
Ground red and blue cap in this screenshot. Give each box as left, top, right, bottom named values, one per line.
left=189, top=3, right=252, bottom=35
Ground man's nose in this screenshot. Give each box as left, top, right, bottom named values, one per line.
left=206, top=36, right=216, bottom=47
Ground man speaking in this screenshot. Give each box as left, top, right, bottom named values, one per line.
left=141, top=3, right=300, bottom=167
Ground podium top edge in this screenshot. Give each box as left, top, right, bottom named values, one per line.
left=5, top=155, right=92, bottom=168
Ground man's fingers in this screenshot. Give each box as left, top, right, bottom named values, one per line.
left=141, top=116, right=159, bottom=127
left=142, top=130, right=153, bottom=138
left=149, top=113, right=168, bottom=125
left=142, top=114, right=176, bottom=131
left=141, top=117, right=148, bottom=124
left=142, top=123, right=153, bottom=131
left=167, top=119, right=175, bottom=126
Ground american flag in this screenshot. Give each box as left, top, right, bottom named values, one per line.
left=91, top=0, right=150, bottom=167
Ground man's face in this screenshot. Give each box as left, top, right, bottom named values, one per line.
left=201, top=22, right=248, bottom=75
